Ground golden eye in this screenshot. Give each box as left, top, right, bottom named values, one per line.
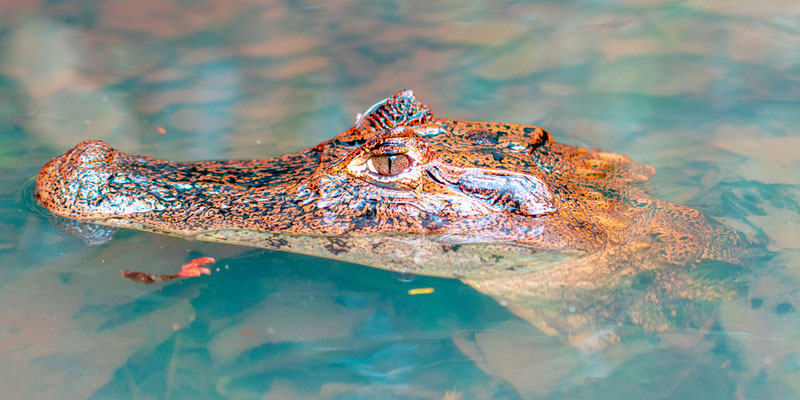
left=367, top=154, right=410, bottom=176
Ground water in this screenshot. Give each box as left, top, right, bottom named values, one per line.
left=1, top=1, right=799, bottom=398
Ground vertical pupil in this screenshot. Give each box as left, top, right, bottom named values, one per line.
left=368, top=154, right=410, bottom=176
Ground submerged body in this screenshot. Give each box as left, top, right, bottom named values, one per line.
left=36, top=90, right=746, bottom=340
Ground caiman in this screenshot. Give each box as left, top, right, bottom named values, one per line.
left=35, top=89, right=746, bottom=344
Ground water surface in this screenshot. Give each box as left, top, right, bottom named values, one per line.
left=1, top=1, right=799, bottom=399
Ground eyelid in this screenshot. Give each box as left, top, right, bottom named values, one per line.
left=369, top=141, right=410, bottom=155
left=329, top=128, right=427, bottom=175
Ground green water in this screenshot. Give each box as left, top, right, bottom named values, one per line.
left=1, top=1, right=799, bottom=399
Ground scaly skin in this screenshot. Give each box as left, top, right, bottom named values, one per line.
left=36, top=89, right=746, bottom=342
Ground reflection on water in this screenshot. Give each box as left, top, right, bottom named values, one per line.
left=1, top=0, right=799, bottom=399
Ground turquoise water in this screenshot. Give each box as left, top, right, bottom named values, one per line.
left=2, top=1, right=800, bottom=398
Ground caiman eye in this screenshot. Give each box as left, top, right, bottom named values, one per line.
left=367, top=154, right=410, bottom=176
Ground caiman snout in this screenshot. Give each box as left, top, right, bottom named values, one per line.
left=36, top=140, right=164, bottom=220
left=35, top=139, right=302, bottom=234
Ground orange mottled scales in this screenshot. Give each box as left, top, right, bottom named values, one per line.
left=35, top=89, right=749, bottom=341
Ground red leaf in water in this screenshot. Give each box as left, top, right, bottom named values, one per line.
left=183, top=256, right=215, bottom=268
left=176, top=257, right=214, bottom=278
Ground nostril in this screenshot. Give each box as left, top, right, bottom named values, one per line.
left=36, top=140, right=122, bottom=218
left=65, top=140, right=116, bottom=167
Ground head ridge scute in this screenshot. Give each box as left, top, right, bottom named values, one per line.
left=356, top=89, right=433, bottom=133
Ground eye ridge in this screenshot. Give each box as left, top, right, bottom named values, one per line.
left=367, top=154, right=411, bottom=176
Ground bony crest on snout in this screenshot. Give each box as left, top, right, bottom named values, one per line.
left=355, top=89, right=433, bottom=133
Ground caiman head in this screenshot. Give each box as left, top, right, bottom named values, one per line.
left=36, top=89, right=741, bottom=282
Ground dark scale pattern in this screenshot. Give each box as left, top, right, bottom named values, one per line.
left=37, top=89, right=744, bottom=267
